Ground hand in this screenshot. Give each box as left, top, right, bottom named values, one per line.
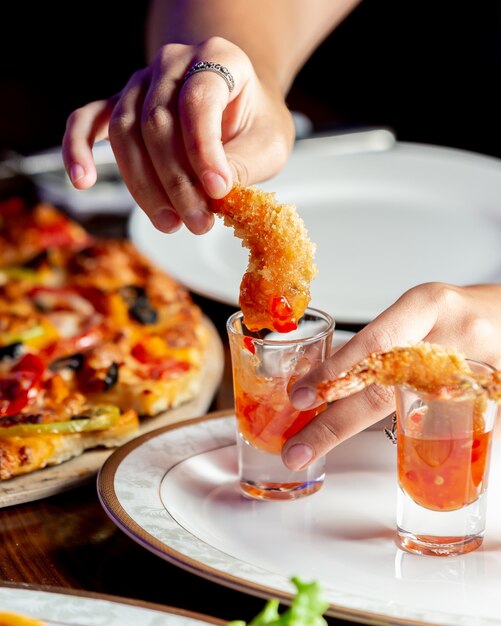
left=62, top=36, right=295, bottom=235
left=282, top=282, right=501, bottom=470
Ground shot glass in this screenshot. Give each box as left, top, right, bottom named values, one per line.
left=227, top=307, right=334, bottom=500
left=395, top=359, right=498, bottom=556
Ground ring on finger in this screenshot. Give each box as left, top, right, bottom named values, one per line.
left=183, top=61, right=235, bottom=93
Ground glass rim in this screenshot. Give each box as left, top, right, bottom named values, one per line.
left=226, top=306, right=335, bottom=347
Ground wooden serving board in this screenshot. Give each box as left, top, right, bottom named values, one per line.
left=0, top=316, right=225, bottom=508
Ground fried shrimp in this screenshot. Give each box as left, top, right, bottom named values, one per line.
left=316, top=342, right=499, bottom=402
left=211, top=184, right=317, bottom=332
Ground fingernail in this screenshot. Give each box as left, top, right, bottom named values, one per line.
left=203, top=172, right=229, bottom=198
left=290, top=386, right=317, bottom=410
left=185, top=208, right=213, bottom=234
left=70, top=163, right=85, bottom=184
left=283, top=443, right=314, bottom=470
left=152, top=208, right=181, bottom=233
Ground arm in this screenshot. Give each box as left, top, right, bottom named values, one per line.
left=62, top=0, right=360, bottom=235
left=146, top=0, right=361, bottom=92
left=283, top=283, right=501, bottom=470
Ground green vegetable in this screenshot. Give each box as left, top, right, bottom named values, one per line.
left=0, top=267, right=43, bottom=282
left=0, top=405, right=120, bottom=437
left=228, top=578, right=328, bottom=626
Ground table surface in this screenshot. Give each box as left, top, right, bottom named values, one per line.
left=0, top=193, right=361, bottom=626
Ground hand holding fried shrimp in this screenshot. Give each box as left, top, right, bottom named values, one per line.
left=211, top=184, right=317, bottom=332
left=281, top=282, right=501, bottom=471
left=62, top=37, right=295, bottom=236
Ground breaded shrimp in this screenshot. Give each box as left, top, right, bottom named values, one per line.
left=211, top=184, right=317, bottom=332
left=316, top=342, right=500, bottom=402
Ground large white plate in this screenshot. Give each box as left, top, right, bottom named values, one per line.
left=128, top=140, right=501, bottom=324
left=0, top=583, right=223, bottom=626
left=98, top=412, right=501, bottom=626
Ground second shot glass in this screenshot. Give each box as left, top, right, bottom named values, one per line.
left=395, top=359, right=498, bottom=556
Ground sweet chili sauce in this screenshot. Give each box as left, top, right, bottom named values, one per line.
left=269, top=296, right=297, bottom=333
left=234, top=382, right=324, bottom=454
left=398, top=408, right=493, bottom=511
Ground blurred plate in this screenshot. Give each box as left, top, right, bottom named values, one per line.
left=128, top=140, right=501, bottom=324
left=98, top=412, right=501, bottom=626
left=24, top=141, right=135, bottom=217
left=0, top=583, right=223, bottom=626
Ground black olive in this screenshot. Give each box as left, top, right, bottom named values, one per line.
left=130, top=300, right=158, bottom=324
left=0, top=342, right=23, bottom=361
left=120, top=285, right=158, bottom=324
left=49, top=353, right=85, bottom=372
left=119, top=285, right=145, bottom=305
left=23, top=249, right=49, bottom=268
left=103, top=362, right=119, bottom=390
left=0, top=413, right=42, bottom=427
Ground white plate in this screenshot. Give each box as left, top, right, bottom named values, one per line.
left=98, top=412, right=501, bottom=626
left=128, top=140, right=501, bottom=324
left=0, top=583, right=223, bottom=626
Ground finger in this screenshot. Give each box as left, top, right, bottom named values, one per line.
left=108, top=69, right=182, bottom=234
left=62, top=99, right=116, bottom=189
left=222, top=111, right=295, bottom=187
left=282, top=383, right=396, bottom=470
left=179, top=72, right=235, bottom=199
left=140, top=47, right=216, bottom=235
left=189, top=72, right=295, bottom=190
left=289, top=285, right=441, bottom=411
left=179, top=51, right=255, bottom=198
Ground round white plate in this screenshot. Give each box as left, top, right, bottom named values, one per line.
left=97, top=412, right=501, bottom=626
left=128, top=140, right=501, bottom=324
left=0, top=583, right=223, bottom=626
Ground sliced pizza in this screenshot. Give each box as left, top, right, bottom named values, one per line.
left=0, top=198, right=210, bottom=480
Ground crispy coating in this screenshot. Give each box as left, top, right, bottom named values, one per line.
left=211, top=184, right=317, bottom=332
left=317, top=342, right=501, bottom=402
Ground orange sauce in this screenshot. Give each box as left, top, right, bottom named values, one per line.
left=235, top=384, right=323, bottom=454
left=398, top=409, right=492, bottom=511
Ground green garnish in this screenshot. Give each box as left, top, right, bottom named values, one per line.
left=0, top=405, right=120, bottom=438
left=229, top=578, right=328, bottom=626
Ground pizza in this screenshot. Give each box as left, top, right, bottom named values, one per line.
left=0, top=196, right=209, bottom=480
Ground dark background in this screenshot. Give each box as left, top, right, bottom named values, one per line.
left=1, top=0, right=501, bottom=159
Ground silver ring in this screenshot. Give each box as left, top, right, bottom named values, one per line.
left=183, top=61, right=235, bottom=93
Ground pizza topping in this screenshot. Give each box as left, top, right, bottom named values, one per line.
left=6, top=319, right=59, bottom=350
left=120, top=285, right=158, bottom=325
left=0, top=413, right=42, bottom=428
left=31, top=286, right=95, bottom=316
left=0, top=267, right=47, bottom=285
left=0, top=371, right=39, bottom=417
left=0, top=342, right=23, bottom=361
left=77, top=361, right=120, bottom=393
left=0, top=404, right=120, bottom=437
left=49, top=353, right=85, bottom=372
left=12, top=353, right=45, bottom=381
